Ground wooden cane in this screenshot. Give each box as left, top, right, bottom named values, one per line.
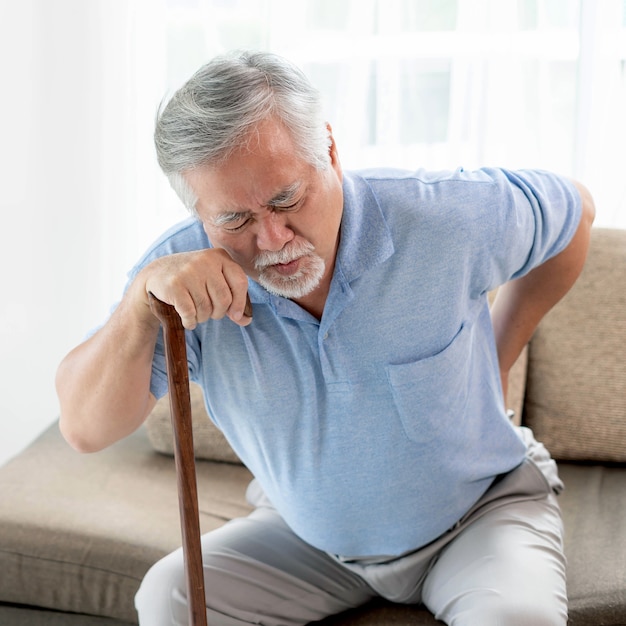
left=148, top=293, right=208, bottom=626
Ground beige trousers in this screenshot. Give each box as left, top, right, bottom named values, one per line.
left=135, top=428, right=567, bottom=626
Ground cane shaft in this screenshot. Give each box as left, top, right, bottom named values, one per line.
left=148, top=293, right=208, bottom=626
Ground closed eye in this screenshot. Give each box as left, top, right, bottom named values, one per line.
left=213, top=210, right=253, bottom=232
left=222, top=217, right=252, bottom=232
left=272, top=201, right=299, bottom=211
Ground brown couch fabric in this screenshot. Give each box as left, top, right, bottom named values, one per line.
left=524, top=229, right=626, bottom=462
left=0, top=425, right=252, bottom=624
left=0, top=604, right=135, bottom=626
left=557, top=463, right=626, bottom=625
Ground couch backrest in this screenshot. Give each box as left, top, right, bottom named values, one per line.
left=146, top=383, right=241, bottom=463
left=523, top=228, right=626, bottom=463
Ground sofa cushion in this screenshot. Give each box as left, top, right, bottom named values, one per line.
left=524, top=228, right=626, bottom=462
left=0, top=423, right=252, bottom=624
left=0, top=603, right=134, bottom=626
left=146, top=383, right=241, bottom=464
left=557, top=463, right=626, bottom=624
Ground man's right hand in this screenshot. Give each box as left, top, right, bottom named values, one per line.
left=136, top=248, right=252, bottom=329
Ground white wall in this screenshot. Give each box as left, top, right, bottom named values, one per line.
left=1, top=1, right=87, bottom=464
left=0, top=0, right=189, bottom=467
left=0, top=1, right=136, bottom=466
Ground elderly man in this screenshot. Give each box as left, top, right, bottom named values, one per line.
left=57, top=51, right=595, bottom=626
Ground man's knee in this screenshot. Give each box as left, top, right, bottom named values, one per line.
left=135, top=549, right=257, bottom=625
left=432, top=589, right=567, bottom=626
left=484, top=596, right=567, bottom=626
left=135, top=549, right=188, bottom=624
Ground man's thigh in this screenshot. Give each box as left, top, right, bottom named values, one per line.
left=135, top=503, right=375, bottom=626
left=421, top=492, right=567, bottom=626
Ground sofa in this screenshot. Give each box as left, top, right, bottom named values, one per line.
left=0, top=227, right=624, bottom=625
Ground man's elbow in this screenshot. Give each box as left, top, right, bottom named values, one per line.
left=58, top=414, right=106, bottom=454
left=573, top=180, right=596, bottom=230
left=565, top=180, right=596, bottom=276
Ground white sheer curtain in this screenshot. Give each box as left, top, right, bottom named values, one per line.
left=130, top=0, right=626, bottom=231
left=1, top=0, right=624, bottom=465
left=0, top=0, right=169, bottom=464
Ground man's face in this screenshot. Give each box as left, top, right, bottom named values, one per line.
left=184, top=118, right=344, bottom=308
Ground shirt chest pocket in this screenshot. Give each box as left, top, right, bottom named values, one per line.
left=386, top=324, right=472, bottom=444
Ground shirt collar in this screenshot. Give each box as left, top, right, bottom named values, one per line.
left=336, top=171, right=395, bottom=282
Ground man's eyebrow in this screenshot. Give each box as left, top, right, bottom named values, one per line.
left=212, top=210, right=252, bottom=227
left=268, top=181, right=302, bottom=206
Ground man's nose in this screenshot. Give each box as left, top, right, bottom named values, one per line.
left=255, top=212, right=294, bottom=251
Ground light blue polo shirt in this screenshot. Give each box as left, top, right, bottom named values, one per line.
left=130, top=167, right=581, bottom=557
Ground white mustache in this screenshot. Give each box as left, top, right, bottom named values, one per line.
left=254, top=239, right=316, bottom=270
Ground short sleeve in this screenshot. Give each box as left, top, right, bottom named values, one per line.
left=498, top=169, right=582, bottom=280
left=468, top=168, right=583, bottom=294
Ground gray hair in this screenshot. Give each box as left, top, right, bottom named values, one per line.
left=154, top=51, right=331, bottom=212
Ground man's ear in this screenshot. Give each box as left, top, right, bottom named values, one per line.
left=326, top=122, right=342, bottom=175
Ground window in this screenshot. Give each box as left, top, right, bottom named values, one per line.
left=129, top=0, right=626, bottom=231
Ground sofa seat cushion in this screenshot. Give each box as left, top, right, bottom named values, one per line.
left=0, top=603, right=135, bottom=626
left=558, top=463, right=626, bottom=624
left=0, top=423, right=253, bottom=624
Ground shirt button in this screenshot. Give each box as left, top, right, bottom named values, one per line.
left=324, top=332, right=329, bottom=340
